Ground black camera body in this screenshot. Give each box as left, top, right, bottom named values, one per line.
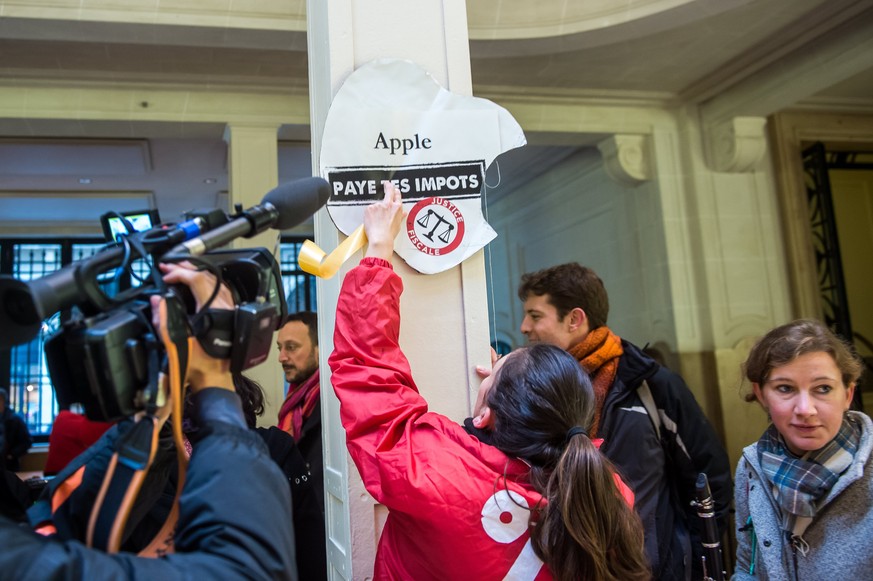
left=0, top=177, right=333, bottom=423
left=41, top=247, right=286, bottom=422
left=191, top=247, right=286, bottom=372
left=45, top=299, right=155, bottom=421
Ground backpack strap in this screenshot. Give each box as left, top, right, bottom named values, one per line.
left=86, top=319, right=172, bottom=553
left=637, top=379, right=662, bottom=440
left=135, top=294, right=193, bottom=557
left=86, top=414, right=163, bottom=551
left=33, top=295, right=193, bottom=556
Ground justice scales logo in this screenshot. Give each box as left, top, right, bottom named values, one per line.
left=406, top=196, right=466, bottom=256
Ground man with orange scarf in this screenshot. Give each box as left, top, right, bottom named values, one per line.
left=515, top=263, right=731, bottom=581
left=277, top=311, right=324, bottom=513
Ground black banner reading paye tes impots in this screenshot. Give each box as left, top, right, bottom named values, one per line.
left=326, top=161, right=486, bottom=206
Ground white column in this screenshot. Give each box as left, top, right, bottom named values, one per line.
left=306, top=1, right=488, bottom=578
left=223, top=122, right=284, bottom=425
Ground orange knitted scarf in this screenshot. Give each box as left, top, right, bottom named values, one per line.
left=567, top=326, right=623, bottom=438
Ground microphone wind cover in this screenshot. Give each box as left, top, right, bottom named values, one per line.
left=262, top=177, right=331, bottom=230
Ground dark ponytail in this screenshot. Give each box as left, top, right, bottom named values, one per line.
left=535, top=434, right=649, bottom=581
left=488, top=344, right=649, bottom=581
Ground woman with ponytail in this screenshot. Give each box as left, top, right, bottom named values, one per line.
left=487, top=345, right=650, bottom=581
left=329, top=182, right=650, bottom=580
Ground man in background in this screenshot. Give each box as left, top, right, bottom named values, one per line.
left=276, top=311, right=324, bottom=510
left=0, top=387, right=32, bottom=472
left=516, top=262, right=731, bottom=581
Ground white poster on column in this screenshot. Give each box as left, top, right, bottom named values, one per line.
left=320, top=59, right=526, bottom=274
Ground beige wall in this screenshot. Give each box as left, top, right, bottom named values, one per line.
left=482, top=104, right=797, bottom=470
left=0, top=0, right=307, bottom=30
left=485, top=147, right=670, bottom=350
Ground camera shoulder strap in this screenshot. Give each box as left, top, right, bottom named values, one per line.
left=86, top=295, right=192, bottom=555
left=136, top=298, right=192, bottom=557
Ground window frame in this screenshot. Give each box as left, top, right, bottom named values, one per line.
left=2, top=236, right=316, bottom=440
left=0, top=237, right=107, bottom=441
left=279, top=237, right=317, bottom=314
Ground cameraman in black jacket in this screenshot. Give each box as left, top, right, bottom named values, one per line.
left=0, top=263, right=297, bottom=581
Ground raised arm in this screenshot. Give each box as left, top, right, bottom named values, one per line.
left=328, top=183, right=444, bottom=504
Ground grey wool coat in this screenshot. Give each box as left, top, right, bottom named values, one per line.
left=732, top=411, right=873, bottom=581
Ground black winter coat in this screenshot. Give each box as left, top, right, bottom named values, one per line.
left=0, top=389, right=297, bottom=580
left=599, top=340, right=732, bottom=581
left=1, top=406, right=33, bottom=472
left=295, top=399, right=324, bottom=514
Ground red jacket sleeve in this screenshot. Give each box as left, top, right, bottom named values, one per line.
left=328, top=258, right=432, bottom=504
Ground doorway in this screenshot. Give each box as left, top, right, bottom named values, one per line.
left=802, top=142, right=873, bottom=412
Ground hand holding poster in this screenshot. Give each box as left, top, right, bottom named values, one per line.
left=311, top=58, right=526, bottom=275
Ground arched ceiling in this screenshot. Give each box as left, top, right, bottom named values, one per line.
left=0, top=0, right=870, bottom=102
left=0, top=0, right=872, bottom=229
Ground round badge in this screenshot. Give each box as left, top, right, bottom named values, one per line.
left=406, top=197, right=466, bottom=256
left=480, top=489, right=530, bottom=543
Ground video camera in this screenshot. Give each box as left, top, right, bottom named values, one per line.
left=0, top=177, right=330, bottom=422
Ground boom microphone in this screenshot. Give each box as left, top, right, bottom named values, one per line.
left=169, top=177, right=331, bottom=256
left=0, top=177, right=331, bottom=349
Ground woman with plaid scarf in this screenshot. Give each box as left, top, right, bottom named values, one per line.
left=734, top=319, right=873, bottom=580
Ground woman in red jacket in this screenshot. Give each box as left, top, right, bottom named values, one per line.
left=329, top=183, right=649, bottom=581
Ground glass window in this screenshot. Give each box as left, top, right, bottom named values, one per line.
left=1, top=239, right=102, bottom=438
left=280, top=238, right=317, bottom=313
left=7, top=243, right=63, bottom=436
left=2, top=238, right=315, bottom=438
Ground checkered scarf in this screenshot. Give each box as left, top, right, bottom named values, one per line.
left=757, top=415, right=860, bottom=541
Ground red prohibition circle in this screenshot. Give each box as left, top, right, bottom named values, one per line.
left=406, top=197, right=466, bottom=255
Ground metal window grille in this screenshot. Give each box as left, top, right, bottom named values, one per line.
left=279, top=239, right=317, bottom=314
left=2, top=240, right=103, bottom=437
left=7, top=243, right=63, bottom=436
left=3, top=238, right=314, bottom=437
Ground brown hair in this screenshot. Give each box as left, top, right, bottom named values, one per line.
left=487, top=344, right=649, bottom=581
left=233, top=374, right=266, bottom=428
left=742, top=319, right=863, bottom=402
left=184, top=374, right=264, bottom=428
left=518, top=263, right=610, bottom=329
left=283, top=311, right=318, bottom=346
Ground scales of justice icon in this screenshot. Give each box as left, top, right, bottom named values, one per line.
left=416, top=208, right=455, bottom=244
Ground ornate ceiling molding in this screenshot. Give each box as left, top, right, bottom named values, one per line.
left=704, top=117, right=767, bottom=173
left=597, top=134, right=653, bottom=186
left=468, top=0, right=753, bottom=57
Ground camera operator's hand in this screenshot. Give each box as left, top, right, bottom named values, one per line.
left=150, top=262, right=234, bottom=394
left=159, top=261, right=235, bottom=312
